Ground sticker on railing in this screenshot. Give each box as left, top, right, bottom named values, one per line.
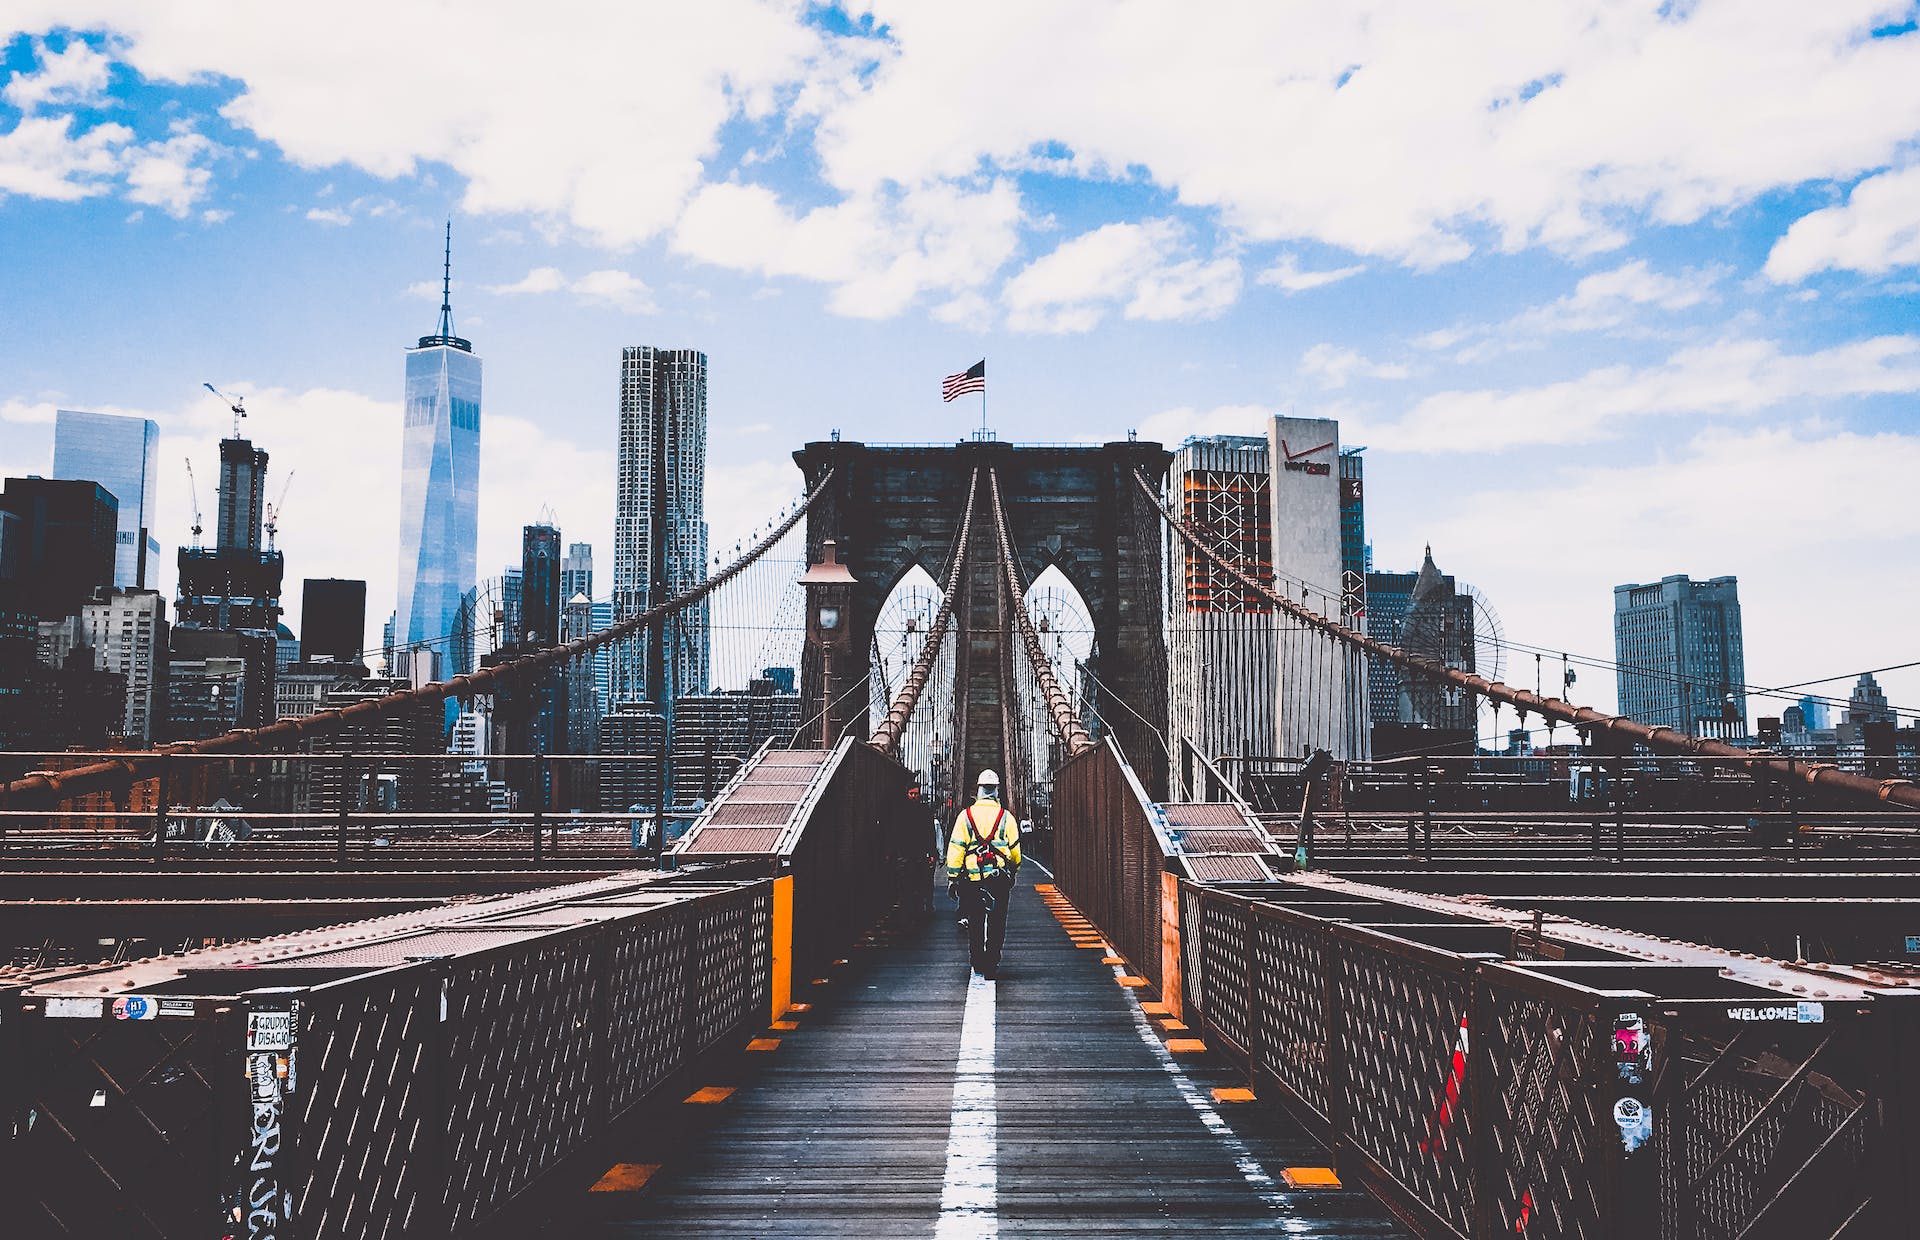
left=247, top=1010, right=293, bottom=1051
left=43, top=996, right=104, bottom=1019
left=1725, top=1002, right=1823, bottom=1023
left=112, top=995, right=157, bottom=1020
left=1612, top=1012, right=1650, bottom=1088
left=1613, top=1096, right=1651, bottom=1153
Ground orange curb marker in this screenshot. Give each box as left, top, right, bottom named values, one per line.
left=1102, top=956, right=1126, bottom=964
left=833, top=958, right=849, bottom=967
left=810, top=978, right=831, bottom=986
left=685, top=1086, right=735, bottom=1104
left=770, top=1020, right=799, bottom=1031
left=589, top=1163, right=660, bottom=1193
left=1034, top=883, right=1057, bottom=892
left=1166, top=1038, right=1207, bottom=1054
left=1140, top=1002, right=1170, bottom=1016
left=786, top=1003, right=812, bottom=1014
left=1118, top=975, right=1149, bottom=987
left=1212, top=1087, right=1256, bottom=1104
left=1283, top=1167, right=1342, bottom=1188
left=746, top=1038, right=781, bottom=1052
left=1160, top=1020, right=1189, bottom=1033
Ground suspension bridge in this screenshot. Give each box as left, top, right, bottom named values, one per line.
left=3, top=439, right=1918, bottom=1239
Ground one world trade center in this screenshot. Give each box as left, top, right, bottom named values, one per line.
left=396, top=222, right=480, bottom=685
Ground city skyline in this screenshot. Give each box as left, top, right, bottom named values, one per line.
left=2, top=8, right=1917, bottom=720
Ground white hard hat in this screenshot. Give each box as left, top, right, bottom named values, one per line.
left=977, top=769, right=1001, bottom=786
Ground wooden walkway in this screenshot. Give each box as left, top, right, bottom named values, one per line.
left=493, top=874, right=1407, bottom=1237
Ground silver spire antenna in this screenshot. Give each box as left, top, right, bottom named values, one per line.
left=438, top=219, right=455, bottom=338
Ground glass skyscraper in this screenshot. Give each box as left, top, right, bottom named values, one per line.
left=52, top=409, right=160, bottom=589
left=396, top=224, right=481, bottom=681
left=613, top=346, right=709, bottom=710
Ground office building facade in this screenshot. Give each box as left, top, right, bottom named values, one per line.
left=612, top=346, right=709, bottom=711
left=562, top=542, right=593, bottom=604
left=1613, top=574, right=1747, bottom=737
left=53, top=409, right=161, bottom=589
left=0, top=477, right=118, bottom=620
left=396, top=226, right=481, bottom=681
left=301, top=578, right=368, bottom=666
left=1269, top=415, right=1366, bottom=758
left=519, top=524, right=562, bottom=647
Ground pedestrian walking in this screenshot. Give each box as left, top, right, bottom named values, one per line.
left=945, top=769, right=1021, bottom=978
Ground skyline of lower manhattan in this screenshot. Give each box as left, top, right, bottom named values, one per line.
left=1, top=9, right=1916, bottom=723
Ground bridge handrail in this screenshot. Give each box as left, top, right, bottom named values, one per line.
left=4, top=470, right=834, bottom=808
left=1133, top=467, right=1920, bottom=817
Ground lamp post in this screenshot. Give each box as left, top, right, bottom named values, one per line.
left=800, top=540, right=858, bottom=749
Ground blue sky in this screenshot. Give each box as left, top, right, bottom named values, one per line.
left=2, top=2, right=1918, bottom=723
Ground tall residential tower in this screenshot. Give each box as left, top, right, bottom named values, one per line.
left=612, top=347, right=709, bottom=711
left=396, top=223, right=481, bottom=683
left=1613, top=574, right=1746, bottom=738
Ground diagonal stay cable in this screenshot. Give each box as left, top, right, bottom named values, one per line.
left=8, top=468, right=836, bottom=806
left=870, top=467, right=979, bottom=752
left=1132, top=466, right=1920, bottom=816
left=988, top=468, right=1093, bottom=757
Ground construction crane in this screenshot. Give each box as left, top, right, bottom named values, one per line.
left=184, top=457, right=203, bottom=545
left=203, top=381, right=247, bottom=437
left=264, top=470, right=295, bottom=551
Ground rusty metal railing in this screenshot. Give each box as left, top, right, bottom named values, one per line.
left=1174, top=878, right=1920, bottom=1239
left=1050, top=738, right=1175, bottom=991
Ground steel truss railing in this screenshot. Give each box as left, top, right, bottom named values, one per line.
left=869, top=467, right=978, bottom=753
left=5, top=470, right=835, bottom=809
left=1133, top=467, right=1920, bottom=817
left=987, top=468, right=1093, bottom=756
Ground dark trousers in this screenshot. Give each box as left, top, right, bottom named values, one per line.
left=959, top=871, right=1014, bottom=972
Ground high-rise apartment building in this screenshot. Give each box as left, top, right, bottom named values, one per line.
left=1613, top=574, right=1747, bottom=737
left=396, top=224, right=481, bottom=681
left=53, top=409, right=161, bottom=589
left=1338, top=447, right=1367, bottom=618
left=301, top=578, right=367, bottom=666
left=1269, top=415, right=1366, bottom=758
left=613, top=347, right=709, bottom=712
left=1166, top=435, right=1279, bottom=765
left=79, top=589, right=168, bottom=745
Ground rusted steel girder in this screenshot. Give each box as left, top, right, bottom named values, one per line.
left=5, top=470, right=835, bottom=808
left=869, top=468, right=979, bottom=753
left=989, top=468, right=1094, bottom=756
left=1133, top=466, right=1920, bottom=817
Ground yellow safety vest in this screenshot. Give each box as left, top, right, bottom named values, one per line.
left=946, top=799, right=1021, bottom=881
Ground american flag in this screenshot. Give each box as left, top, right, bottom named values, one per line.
left=941, top=359, right=986, bottom=402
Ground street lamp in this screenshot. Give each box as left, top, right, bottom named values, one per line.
left=800, top=540, right=858, bottom=748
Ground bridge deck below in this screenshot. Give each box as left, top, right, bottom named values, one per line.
left=497, top=872, right=1404, bottom=1237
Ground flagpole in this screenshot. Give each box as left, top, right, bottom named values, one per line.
left=981, top=360, right=988, bottom=440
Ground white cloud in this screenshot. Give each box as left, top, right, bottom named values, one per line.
left=1766, top=164, right=1920, bottom=282
left=1003, top=219, right=1240, bottom=332
left=817, top=3, right=1920, bottom=266
left=3, top=38, right=112, bottom=113
left=201, top=206, right=231, bottom=223
left=123, top=128, right=217, bottom=216
left=1258, top=253, right=1364, bottom=292
left=0, top=113, right=130, bottom=201
left=487, top=266, right=566, bottom=295
left=1136, top=402, right=1271, bottom=446
left=1430, top=258, right=1722, bottom=362
left=1384, top=335, right=1920, bottom=452
left=675, top=178, right=1022, bottom=318
left=304, top=206, right=350, bottom=225
left=485, top=266, right=657, bottom=313
left=569, top=269, right=657, bottom=313
left=1300, top=343, right=1410, bottom=389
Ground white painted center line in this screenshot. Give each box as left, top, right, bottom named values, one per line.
left=935, top=970, right=998, bottom=1238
